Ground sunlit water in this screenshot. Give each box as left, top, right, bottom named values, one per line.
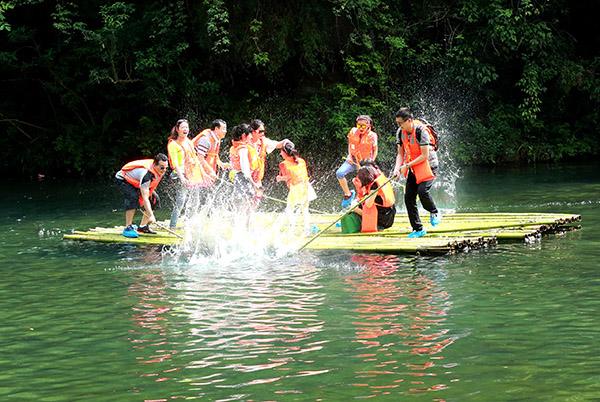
left=2, top=163, right=599, bottom=401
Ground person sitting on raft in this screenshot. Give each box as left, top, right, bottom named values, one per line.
left=115, top=153, right=168, bottom=238
left=276, top=141, right=316, bottom=236
left=349, top=162, right=396, bottom=233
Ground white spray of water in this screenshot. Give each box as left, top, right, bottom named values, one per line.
left=162, top=182, right=309, bottom=265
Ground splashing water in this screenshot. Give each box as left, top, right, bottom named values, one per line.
left=162, top=181, right=309, bottom=265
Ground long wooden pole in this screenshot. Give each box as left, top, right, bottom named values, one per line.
left=298, top=175, right=397, bottom=251
left=138, top=209, right=184, bottom=239
left=217, top=176, right=327, bottom=214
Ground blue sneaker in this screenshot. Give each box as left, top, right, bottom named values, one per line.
left=430, top=213, right=442, bottom=227
left=122, top=225, right=139, bottom=238
left=341, top=190, right=356, bottom=208
left=407, top=229, right=427, bottom=238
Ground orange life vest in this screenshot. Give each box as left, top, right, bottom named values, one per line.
left=400, top=119, right=435, bottom=184
left=278, top=157, right=309, bottom=187
left=230, top=140, right=259, bottom=174
left=167, top=138, right=205, bottom=186
left=348, top=127, right=377, bottom=163
left=250, top=136, right=268, bottom=182
left=192, top=128, right=221, bottom=173
left=120, top=159, right=164, bottom=206
left=353, top=173, right=395, bottom=233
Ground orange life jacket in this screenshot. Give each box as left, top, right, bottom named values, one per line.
left=353, top=173, right=395, bottom=233
left=192, top=128, right=221, bottom=173
left=250, top=136, right=268, bottom=182
left=400, top=119, right=435, bottom=184
left=120, top=159, right=164, bottom=206
left=278, top=157, right=309, bottom=187
left=230, top=140, right=259, bottom=174
left=167, top=138, right=205, bottom=186
left=348, top=127, right=377, bottom=163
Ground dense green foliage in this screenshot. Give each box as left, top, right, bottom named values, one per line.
left=1, top=0, right=598, bottom=177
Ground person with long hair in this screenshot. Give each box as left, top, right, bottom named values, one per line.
left=167, top=118, right=204, bottom=229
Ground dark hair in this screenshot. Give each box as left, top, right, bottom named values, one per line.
left=360, top=159, right=380, bottom=171
left=170, top=119, right=188, bottom=139
left=395, top=107, right=413, bottom=120
left=357, top=165, right=378, bottom=187
left=282, top=141, right=299, bottom=163
left=356, top=115, right=373, bottom=131
left=231, top=123, right=252, bottom=141
left=211, top=119, right=226, bottom=130
left=250, top=119, right=264, bottom=131
left=154, top=153, right=168, bottom=164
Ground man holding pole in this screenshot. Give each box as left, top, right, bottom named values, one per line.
left=115, top=153, right=168, bottom=238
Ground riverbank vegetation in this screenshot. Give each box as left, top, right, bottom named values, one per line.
left=1, top=0, right=598, bottom=177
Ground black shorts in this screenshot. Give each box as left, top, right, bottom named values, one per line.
left=115, top=179, right=161, bottom=211
left=377, top=205, right=396, bottom=230
left=116, top=178, right=140, bottom=210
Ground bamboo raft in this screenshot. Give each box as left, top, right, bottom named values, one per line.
left=63, top=212, right=581, bottom=255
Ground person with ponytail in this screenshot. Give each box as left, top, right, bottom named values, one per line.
left=276, top=142, right=316, bottom=235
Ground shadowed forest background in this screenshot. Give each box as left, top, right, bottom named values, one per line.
left=1, top=0, right=598, bottom=178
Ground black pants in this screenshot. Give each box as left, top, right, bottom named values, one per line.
left=404, top=169, right=438, bottom=231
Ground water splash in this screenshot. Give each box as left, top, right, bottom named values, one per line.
left=161, top=184, right=308, bottom=265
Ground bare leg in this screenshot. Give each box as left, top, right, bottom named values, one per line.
left=338, top=177, right=351, bottom=197
left=125, top=209, right=136, bottom=226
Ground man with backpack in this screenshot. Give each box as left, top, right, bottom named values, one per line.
left=393, top=107, right=441, bottom=238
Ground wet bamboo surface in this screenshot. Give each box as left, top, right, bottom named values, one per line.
left=63, top=212, right=581, bottom=255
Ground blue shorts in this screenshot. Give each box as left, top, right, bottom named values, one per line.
left=336, top=160, right=357, bottom=179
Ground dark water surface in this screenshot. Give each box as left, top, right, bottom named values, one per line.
left=1, top=164, right=599, bottom=401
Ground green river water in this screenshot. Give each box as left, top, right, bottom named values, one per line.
left=1, top=163, right=599, bottom=401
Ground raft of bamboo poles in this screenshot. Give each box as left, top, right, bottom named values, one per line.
left=63, top=212, right=581, bottom=255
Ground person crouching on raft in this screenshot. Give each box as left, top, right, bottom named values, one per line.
left=351, top=162, right=396, bottom=233
left=115, top=153, right=168, bottom=238
left=167, top=118, right=205, bottom=229
left=392, top=107, right=441, bottom=238
left=276, top=142, right=316, bottom=236
left=229, top=123, right=262, bottom=210
left=336, top=115, right=378, bottom=208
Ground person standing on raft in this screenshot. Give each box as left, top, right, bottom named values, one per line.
left=167, top=118, right=205, bottom=229
left=336, top=115, right=378, bottom=208
left=229, top=123, right=262, bottom=209
left=248, top=119, right=293, bottom=189
left=276, top=141, right=316, bottom=235
left=115, top=153, right=169, bottom=238
left=350, top=162, right=396, bottom=233
left=393, top=107, right=441, bottom=238
left=192, top=119, right=231, bottom=185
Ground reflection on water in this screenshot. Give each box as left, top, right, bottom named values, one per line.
left=126, top=255, right=332, bottom=399
left=122, top=252, right=465, bottom=400
left=346, top=255, right=457, bottom=397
